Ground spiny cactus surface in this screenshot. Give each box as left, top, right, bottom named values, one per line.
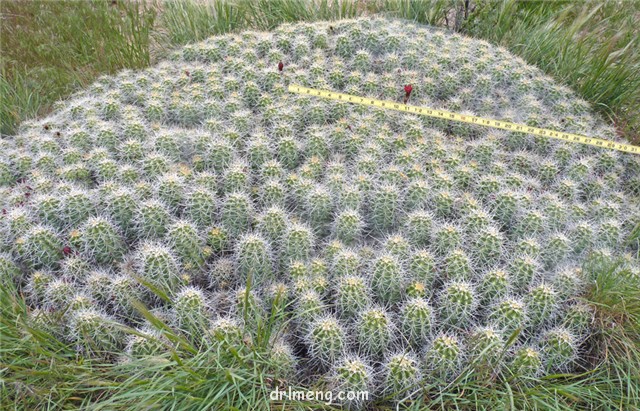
left=2, top=17, right=639, bottom=405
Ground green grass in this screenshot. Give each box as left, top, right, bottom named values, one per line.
left=0, top=0, right=157, bottom=135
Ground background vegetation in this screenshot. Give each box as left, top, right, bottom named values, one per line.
left=2, top=0, right=639, bottom=142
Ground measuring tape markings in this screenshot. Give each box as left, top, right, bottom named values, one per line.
left=288, top=85, right=639, bottom=155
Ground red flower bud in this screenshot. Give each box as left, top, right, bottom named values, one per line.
left=278, top=61, right=284, bottom=72
left=403, top=84, right=413, bottom=104
left=62, top=246, right=72, bottom=256
left=2, top=209, right=6, bottom=215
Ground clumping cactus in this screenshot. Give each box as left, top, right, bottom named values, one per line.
left=307, top=315, right=346, bottom=368
left=439, top=281, right=477, bottom=325
left=332, top=355, right=373, bottom=409
left=383, top=352, right=422, bottom=401
left=510, top=346, right=542, bottom=379
left=78, top=217, right=126, bottom=265
left=2, top=17, right=636, bottom=402
left=235, top=234, right=273, bottom=286
left=355, top=306, right=393, bottom=356
left=399, top=298, right=434, bottom=347
left=539, top=327, right=577, bottom=372
left=335, top=275, right=371, bottom=318
left=371, top=254, right=405, bottom=305
left=425, top=334, right=463, bottom=380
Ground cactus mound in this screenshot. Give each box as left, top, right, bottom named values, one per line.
left=2, top=17, right=640, bottom=405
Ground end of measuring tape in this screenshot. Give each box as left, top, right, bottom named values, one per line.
left=288, top=84, right=639, bottom=155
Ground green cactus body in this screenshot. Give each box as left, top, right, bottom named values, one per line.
left=371, top=254, right=404, bottom=305
left=79, top=217, right=125, bottom=265
left=356, top=306, right=392, bottom=356
left=308, top=316, right=345, bottom=368
left=20, top=225, right=63, bottom=269
left=490, top=298, right=526, bottom=334
left=439, top=281, right=477, bottom=324
left=384, top=353, right=421, bottom=401
left=332, top=356, right=372, bottom=408
left=425, top=334, right=462, bottom=379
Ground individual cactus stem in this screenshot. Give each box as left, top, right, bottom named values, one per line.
left=408, top=249, right=436, bottom=286
left=268, top=339, right=297, bottom=379
left=432, top=223, right=462, bottom=255
left=439, top=281, right=477, bottom=325
left=425, top=333, right=463, bottom=381
left=371, top=183, right=399, bottom=232
left=135, top=242, right=181, bottom=294
left=19, top=225, right=63, bottom=269
left=235, top=234, right=273, bottom=287
left=539, top=327, right=577, bottom=372
left=206, top=225, right=229, bottom=253
left=467, top=326, right=504, bottom=372
left=233, top=286, right=265, bottom=332
left=383, top=352, right=422, bottom=402
left=356, top=306, right=393, bottom=356
left=510, top=346, right=542, bottom=379
left=185, top=188, right=217, bottom=228
left=307, top=315, right=346, bottom=369
left=305, top=185, right=333, bottom=228
left=70, top=308, right=123, bottom=355
left=442, top=249, right=473, bottom=282
left=135, top=199, right=171, bottom=239
left=257, top=206, right=288, bottom=243
left=371, top=253, right=405, bottom=305
left=173, top=286, right=210, bottom=341
left=332, top=249, right=361, bottom=278
left=553, top=266, right=584, bottom=300
left=0, top=253, right=21, bottom=283
left=209, top=316, right=244, bottom=348
left=166, top=220, right=206, bottom=269
left=221, top=192, right=253, bottom=236
left=125, top=328, right=167, bottom=358
left=332, top=355, right=373, bottom=410
left=78, top=217, right=125, bottom=265
left=404, top=210, right=433, bottom=247
left=478, top=268, right=510, bottom=305
left=282, top=222, right=314, bottom=264
left=295, top=289, right=326, bottom=332
left=334, top=209, right=364, bottom=245
left=489, top=297, right=527, bottom=335
left=399, top=298, right=433, bottom=347
left=43, top=278, right=75, bottom=310
left=562, top=301, right=593, bottom=338
left=335, top=275, right=371, bottom=318
left=382, top=234, right=409, bottom=259
left=509, top=254, right=540, bottom=292
left=541, top=232, right=571, bottom=268
left=471, top=226, right=503, bottom=267
left=525, top=283, right=558, bottom=328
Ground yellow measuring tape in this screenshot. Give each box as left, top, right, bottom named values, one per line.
left=288, top=85, right=639, bottom=155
